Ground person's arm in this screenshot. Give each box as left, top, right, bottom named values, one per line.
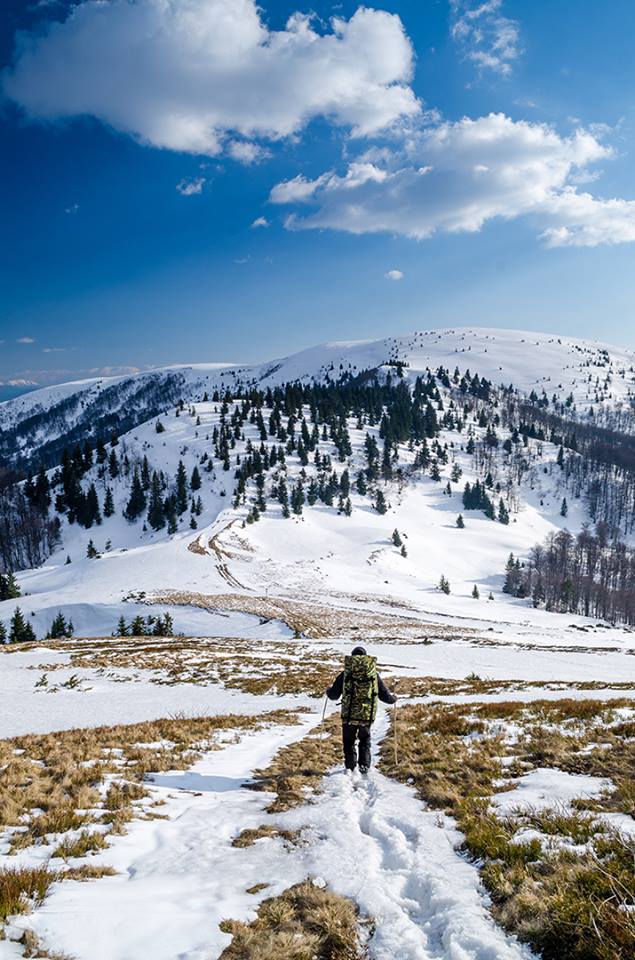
left=377, top=674, right=397, bottom=704
left=326, top=671, right=344, bottom=700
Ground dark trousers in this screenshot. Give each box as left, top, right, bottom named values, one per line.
left=342, top=722, right=371, bottom=771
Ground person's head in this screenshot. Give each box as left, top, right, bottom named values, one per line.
left=351, top=645, right=366, bottom=656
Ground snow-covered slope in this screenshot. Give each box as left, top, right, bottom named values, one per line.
left=2, top=327, right=634, bottom=469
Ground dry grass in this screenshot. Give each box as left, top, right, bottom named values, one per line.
left=380, top=697, right=635, bottom=960
left=0, top=710, right=298, bottom=857
left=247, top=714, right=343, bottom=812
left=21, top=635, right=342, bottom=697
left=391, top=675, right=635, bottom=697
left=231, top=825, right=301, bottom=848
left=218, top=880, right=367, bottom=960
left=0, top=866, right=57, bottom=923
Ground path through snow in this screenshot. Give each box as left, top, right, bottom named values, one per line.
left=5, top=714, right=534, bottom=960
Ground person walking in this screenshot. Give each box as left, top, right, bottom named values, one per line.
left=325, top=646, right=396, bottom=774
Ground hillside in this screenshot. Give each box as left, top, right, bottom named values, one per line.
left=1, top=327, right=635, bottom=960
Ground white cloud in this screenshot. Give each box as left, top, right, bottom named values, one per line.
left=451, top=0, right=521, bottom=77
left=176, top=176, right=205, bottom=196
left=64, top=202, right=79, bottom=214
left=385, top=269, right=404, bottom=280
left=251, top=216, right=269, bottom=229
left=16, top=336, right=36, bottom=344
left=4, top=1, right=419, bottom=157
left=42, top=346, right=67, bottom=353
left=270, top=113, right=635, bottom=247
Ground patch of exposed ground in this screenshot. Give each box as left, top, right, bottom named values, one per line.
left=138, top=590, right=473, bottom=641
left=380, top=697, right=635, bottom=960
left=218, top=880, right=368, bottom=960
left=0, top=710, right=299, bottom=870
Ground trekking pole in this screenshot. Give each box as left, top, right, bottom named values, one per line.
left=393, top=700, right=398, bottom=765
left=321, top=694, right=328, bottom=740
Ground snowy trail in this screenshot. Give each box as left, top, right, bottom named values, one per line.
left=281, top=716, right=534, bottom=960
left=7, top=713, right=533, bottom=960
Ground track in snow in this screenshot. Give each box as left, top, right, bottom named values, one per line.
left=6, top=713, right=534, bottom=960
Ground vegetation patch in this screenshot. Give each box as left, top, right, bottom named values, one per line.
left=218, top=880, right=368, bottom=960
left=380, top=697, right=635, bottom=960
left=0, top=711, right=298, bottom=858
left=248, top=714, right=343, bottom=812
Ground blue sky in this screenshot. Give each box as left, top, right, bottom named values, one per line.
left=2, top=0, right=635, bottom=388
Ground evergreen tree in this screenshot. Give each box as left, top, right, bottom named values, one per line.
left=130, top=615, right=146, bottom=636
left=86, top=539, right=99, bottom=559
left=124, top=468, right=146, bottom=521
left=86, top=484, right=102, bottom=526
left=191, top=466, right=201, bottom=491
left=0, top=620, right=6, bottom=643
left=375, top=490, right=387, bottom=515
left=108, top=449, right=120, bottom=479
left=155, top=419, right=165, bottom=433
left=498, top=501, right=510, bottom=525
left=47, top=612, right=73, bottom=639
left=0, top=572, right=21, bottom=601
left=176, top=461, right=188, bottom=513
left=103, top=487, right=115, bottom=518
left=456, top=514, right=465, bottom=529
left=9, top=607, right=36, bottom=643
left=147, top=473, right=166, bottom=530
left=438, top=575, right=450, bottom=595
left=400, top=544, right=407, bottom=558
left=115, top=615, right=128, bottom=637
left=392, top=529, right=402, bottom=547
left=141, top=456, right=151, bottom=490
left=472, top=584, right=480, bottom=599
left=560, top=497, right=568, bottom=517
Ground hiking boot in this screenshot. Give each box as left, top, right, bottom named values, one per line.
left=359, top=766, right=368, bottom=776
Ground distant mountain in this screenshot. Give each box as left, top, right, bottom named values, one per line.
left=2, top=327, right=634, bottom=471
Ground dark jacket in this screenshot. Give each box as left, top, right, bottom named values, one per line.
left=326, top=670, right=397, bottom=706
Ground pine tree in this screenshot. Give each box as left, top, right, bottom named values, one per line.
left=498, top=501, right=510, bottom=525
left=191, top=466, right=201, bottom=491
left=176, top=461, right=188, bottom=514
left=86, top=539, right=99, bottom=559
left=438, top=575, right=450, bottom=595
left=130, top=615, right=146, bottom=636
left=167, top=510, right=178, bottom=535
left=147, top=473, right=166, bottom=530
left=0, top=620, right=6, bottom=643
left=472, top=584, right=480, bottom=599
left=115, top=615, right=128, bottom=637
left=155, top=419, right=165, bottom=434
left=65, top=555, right=72, bottom=565
left=87, top=484, right=102, bottom=525
left=400, top=544, right=407, bottom=558
left=124, top=468, right=146, bottom=521
left=108, top=449, right=120, bottom=479
left=9, top=607, right=36, bottom=643
left=560, top=497, right=568, bottom=517
left=103, top=487, right=115, bottom=518
left=0, top=572, right=21, bottom=601
left=47, top=612, right=73, bottom=639
left=375, top=490, right=387, bottom=515
left=392, top=529, right=402, bottom=547
left=189, top=515, right=198, bottom=529
left=456, top=514, right=465, bottom=529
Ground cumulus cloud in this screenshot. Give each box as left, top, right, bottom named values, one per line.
left=385, top=269, right=404, bottom=280
left=451, top=0, right=521, bottom=77
left=251, top=216, right=269, bottom=229
left=3, top=0, right=419, bottom=156
left=176, top=176, right=205, bottom=196
left=16, top=336, right=36, bottom=344
left=270, top=113, right=635, bottom=247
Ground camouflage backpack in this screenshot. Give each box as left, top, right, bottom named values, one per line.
left=341, top=654, right=378, bottom=725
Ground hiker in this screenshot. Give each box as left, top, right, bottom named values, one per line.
left=326, top=646, right=396, bottom=774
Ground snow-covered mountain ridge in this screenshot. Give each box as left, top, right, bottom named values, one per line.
left=2, top=327, right=634, bottom=470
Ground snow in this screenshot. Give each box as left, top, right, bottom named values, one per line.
left=2, top=324, right=635, bottom=957
left=492, top=767, right=612, bottom=813
left=3, top=714, right=534, bottom=960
